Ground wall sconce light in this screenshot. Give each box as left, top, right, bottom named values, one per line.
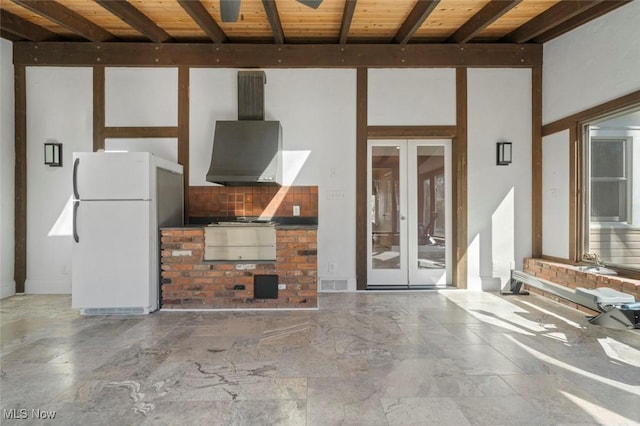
left=496, top=142, right=512, bottom=166
left=44, top=141, right=63, bottom=167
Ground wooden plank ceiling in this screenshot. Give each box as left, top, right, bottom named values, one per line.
left=0, top=0, right=630, bottom=45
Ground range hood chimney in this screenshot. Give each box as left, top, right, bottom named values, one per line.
left=206, top=71, right=283, bottom=186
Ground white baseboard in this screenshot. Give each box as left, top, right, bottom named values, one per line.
left=25, top=279, right=71, bottom=294
left=1, top=280, right=16, bottom=299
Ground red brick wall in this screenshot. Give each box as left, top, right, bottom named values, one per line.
left=160, top=227, right=317, bottom=309
left=189, top=186, right=318, bottom=218
left=523, top=258, right=640, bottom=313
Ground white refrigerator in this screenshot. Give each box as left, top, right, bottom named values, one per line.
left=71, top=152, right=183, bottom=315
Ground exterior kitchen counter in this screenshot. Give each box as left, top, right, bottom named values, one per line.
left=160, top=227, right=317, bottom=309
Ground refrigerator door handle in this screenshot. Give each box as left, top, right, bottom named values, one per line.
left=73, top=201, right=80, bottom=243
left=73, top=158, right=80, bottom=199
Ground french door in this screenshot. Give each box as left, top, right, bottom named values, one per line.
left=367, top=140, right=452, bottom=287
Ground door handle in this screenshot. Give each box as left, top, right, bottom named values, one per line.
left=400, top=215, right=406, bottom=220
left=72, top=158, right=80, bottom=200
left=73, top=201, right=80, bottom=243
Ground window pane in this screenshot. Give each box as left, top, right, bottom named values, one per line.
left=416, top=146, right=445, bottom=270
left=591, top=140, right=625, bottom=178
left=591, top=181, right=626, bottom=221
left=371, top=146, right=401, bottom=270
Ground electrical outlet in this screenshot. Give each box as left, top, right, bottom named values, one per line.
left=328, top=263, right=336, bottom=273
left=278, top=284, right=286, bottom=290
left=293, top=205, right=300, bottom=216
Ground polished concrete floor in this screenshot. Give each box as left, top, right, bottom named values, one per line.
left=1, top=291, right=639, bottom=425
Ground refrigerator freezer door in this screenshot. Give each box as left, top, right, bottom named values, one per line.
left=73, top=152, right=151, bottom=200
left=72, top=200, right=155, bottom=313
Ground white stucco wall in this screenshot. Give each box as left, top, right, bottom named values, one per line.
left=22, top=65, right=532, bottom=293
left=467, top=69, right=532, bottom=291
left=542, top=130, right=570, bottom=259
left=105, top=67, right=178, bottom=127
left=542, top=2, right=640, bottom=261
left=105, top=138, right=178, bottom=162
left=368, top=68, right=456, bottom=126
left=25, top=67, right=92, bottom=294
left=0, top=39, right=15, bottom=298
left=190, top=69, right=357, bottom=289
left=543, top=1, right=640, bottom=124
left=23, top=67, right=181, bottom=294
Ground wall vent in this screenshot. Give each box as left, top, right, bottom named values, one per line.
left=320, top=279, right=348, bottom=291
left=80, top=307, right=147, bottom=315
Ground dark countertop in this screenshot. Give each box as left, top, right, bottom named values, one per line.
left=161, top=224, right=318, bottom=231
left=169, top=216, right=319, bottom=230
left=190, top=216, right=317, bottom=225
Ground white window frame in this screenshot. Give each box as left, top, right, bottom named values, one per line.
left=588, top=136, right=632, bottom=224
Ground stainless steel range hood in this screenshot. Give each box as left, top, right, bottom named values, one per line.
left=206, top=71, right=283, bottom=186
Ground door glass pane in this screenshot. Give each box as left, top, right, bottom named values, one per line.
left=371, top=146, right=401, bottom=269
left=416, top=146, right=445, bottom=270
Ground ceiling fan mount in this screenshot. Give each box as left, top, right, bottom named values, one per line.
left=220, top=0, right=323, bottom=23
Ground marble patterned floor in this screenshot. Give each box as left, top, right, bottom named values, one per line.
left=1, top=291, right=639, bottom=425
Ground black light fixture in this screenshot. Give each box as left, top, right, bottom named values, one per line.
left=496, top=141, right=512, bottom=166
left=44, top=141, right=63, bottom=167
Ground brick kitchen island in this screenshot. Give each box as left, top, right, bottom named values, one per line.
left=160, top=226, right=317, bottom=309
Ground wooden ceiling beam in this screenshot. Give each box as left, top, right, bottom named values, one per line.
left=177, top=0, right=228, bottom=43
left=448, top=0, right=521, bottom=43
left=339, top=0, right=357, bottom=44
left=11, top=0, right=114, bottom=42
left=0, top=9, right=58, bottom=41
left=95, top=0, right=171, bottom=43
left=1, top=29, right=24, bottom=42
left=262, top=0, right=285, bottom=44
left=533, top=0, right=631, bottom=43
left=13, top=42, right=542, bottom=68
left=394, top=0, right=440, bottom=44
left=504, top=0, right=602, bottom=43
